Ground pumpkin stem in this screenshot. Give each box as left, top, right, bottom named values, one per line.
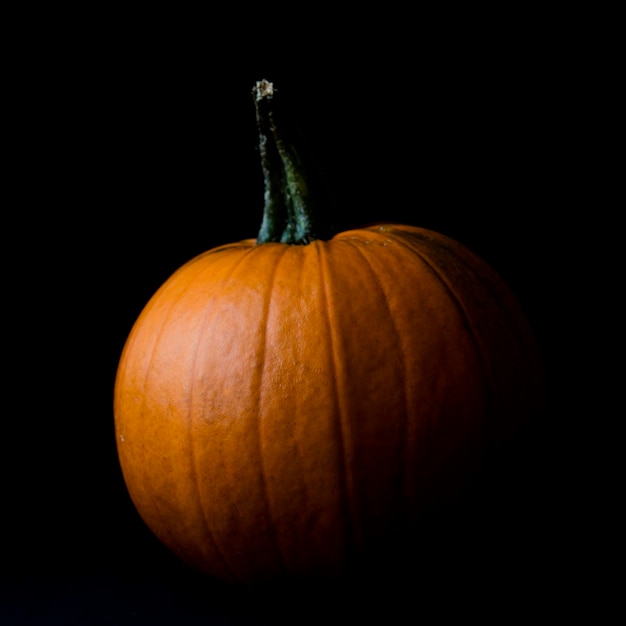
left=253, top=80, right=323, bottom=245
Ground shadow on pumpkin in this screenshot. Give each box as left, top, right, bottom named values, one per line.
left=155, top=428, right=551, bottom=622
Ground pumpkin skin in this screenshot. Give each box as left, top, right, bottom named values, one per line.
left=113, top=222, right=544, bottom=585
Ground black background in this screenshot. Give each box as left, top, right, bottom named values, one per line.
left=3, top=10, right=614, bottom=624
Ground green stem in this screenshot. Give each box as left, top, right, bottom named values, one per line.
left=253, top=80, right=321, bottom=245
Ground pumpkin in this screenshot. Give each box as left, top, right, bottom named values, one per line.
left=113, top=80, right=544, bottom=585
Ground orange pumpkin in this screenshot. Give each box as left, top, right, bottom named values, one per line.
left=113, top=80, right=544, bottom=585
